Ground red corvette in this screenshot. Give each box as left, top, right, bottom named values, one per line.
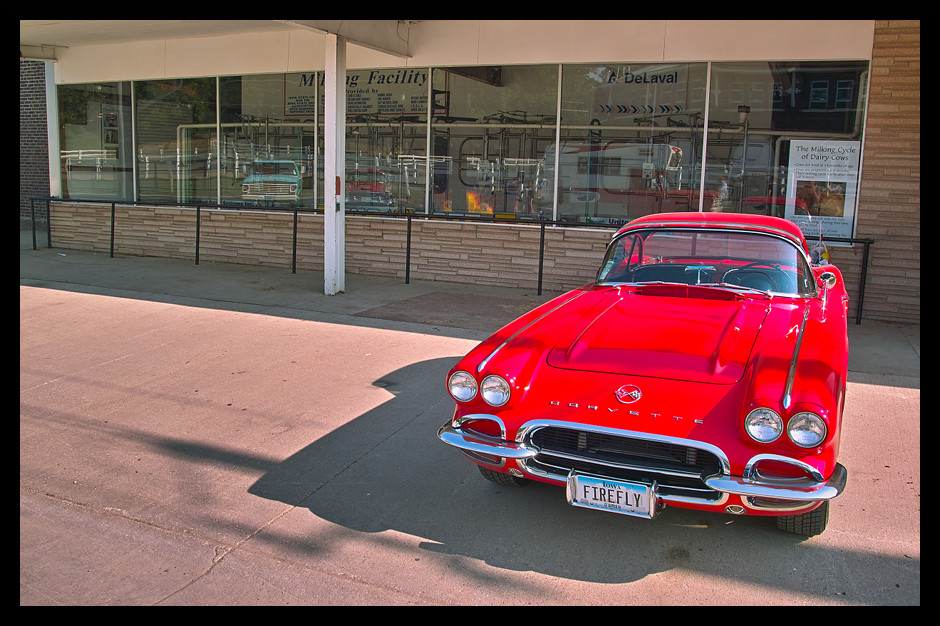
left=439, top=212, right=849, bottom=536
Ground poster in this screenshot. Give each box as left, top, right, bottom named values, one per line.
left=785, top=139, right=860, bottom=239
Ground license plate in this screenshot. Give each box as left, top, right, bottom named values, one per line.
left=566, top=471, right=657, bottom=519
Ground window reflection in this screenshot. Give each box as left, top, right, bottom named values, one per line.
left=552, top=63, right=711, bottom=222
left=56, top=59, right=869, bottom=236
left=135, top=78, right=217, bottom=205
left=220, top=74, right=316, bottom=207
left=339, top=67, right=430, bottom=213
left=705, top=61, right=868, bottom=216
left=429, top=65, right=558, bottom=218
left=58, top=82, right=133, bottom=201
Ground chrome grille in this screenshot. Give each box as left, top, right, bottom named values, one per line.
left=525, top=426, right=725, bottom=503
left=245, top=182, right=294, bottom=195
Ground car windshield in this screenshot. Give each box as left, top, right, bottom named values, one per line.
left=596, top=228, right=815, bottom=297
left=249, top=161, right=298, bottom=177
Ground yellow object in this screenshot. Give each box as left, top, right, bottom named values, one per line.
left=467, top=191, right=493, bottom=214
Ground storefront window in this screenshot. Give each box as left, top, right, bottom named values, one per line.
left=705, top=61, right=869, bottom=238
left=336, top=67, right=430, bottom=213
left=135, top=78, right=217, bottom=205
left=429, top=65, right=558, bottom=218
left=555, top=63, right=709, bottom=223
left=58, top=81, right=133, bottom=201
left=54, top=59, right=869, bottom=238
left=219, top=73, right=317, bottom=208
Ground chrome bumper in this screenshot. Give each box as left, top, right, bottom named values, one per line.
left=437, top=420, right=536, bottom=460
left=438, top=418, right=847, bottom=506
left=705, top=462, right=848, bottom=503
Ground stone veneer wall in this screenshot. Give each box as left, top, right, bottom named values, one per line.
left=48, top=202, right=886, bottom=320
left=47, top=203, right=613, bottom=295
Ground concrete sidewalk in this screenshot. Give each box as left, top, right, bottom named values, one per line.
left=19, top=244, right=919, bottom=385
left=19, top=244, right=921, bottom=605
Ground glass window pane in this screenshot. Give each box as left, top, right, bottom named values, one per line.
left=218, top=74, right=316, bottom=208
left=429, top=65, right=558, bottom=218
left=556, top=63, right=709, bottom=223
left=322, top=67, right=430, bottom=213
left=135, top=78, right=217, bottom=205
left=58, top=82, right=134, bottom=201
left=705, top=61, right=869, bottom=227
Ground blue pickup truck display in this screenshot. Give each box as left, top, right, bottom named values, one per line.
left=241, top=160, right=302, bottom=205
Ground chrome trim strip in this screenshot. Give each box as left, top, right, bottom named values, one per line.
left=782, top=305, right=811, bottom=410
left=476, top=291, right=586, bottom=374
left=744, top=453, right=825, bottom=483
left=453, top=413, right=508, bottom=440
left=599, top=226, right=818, bottom=298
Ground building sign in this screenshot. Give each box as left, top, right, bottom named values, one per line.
left=284, top=71, right=429, bottom=118
left=785, top=139, right=861, bottom=239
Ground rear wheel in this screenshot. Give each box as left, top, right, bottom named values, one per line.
left=776, top=500, right=830, bottom=536
left=478, top=465, right=528, bottom=487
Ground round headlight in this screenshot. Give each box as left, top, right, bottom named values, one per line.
left=787, top=412, right=827, bottom=448
left=745, top=408, right=783, bottom=443
left=480, top=375, right=511, bottom=407
left=448, top=371, right=477, bottom=402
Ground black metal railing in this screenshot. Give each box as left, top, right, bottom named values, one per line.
left=27, top=197, right=874, bottom=323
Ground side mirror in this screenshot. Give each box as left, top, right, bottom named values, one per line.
left=817, top=271, right=837, bottom=305
left=818, top=271, right=837, bottom=289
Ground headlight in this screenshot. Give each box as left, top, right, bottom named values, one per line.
left=745, top=408, right=783, bottom=443
left=787, top=412, right=827, bottom=448
left=448, top=371, right=477, bottom=402
left=480, top=375, right=511, bottom=407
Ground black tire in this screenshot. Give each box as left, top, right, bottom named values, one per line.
left=776, top=500, right=830, bottom=537
left=478, top=464, right=528, bottom=487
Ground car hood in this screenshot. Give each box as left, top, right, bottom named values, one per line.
left=544, top=286, right=771, bottom=384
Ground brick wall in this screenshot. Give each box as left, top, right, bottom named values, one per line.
left=848, top=20, right=921, bottom=323
left=20, top=60, right=50, bottom=227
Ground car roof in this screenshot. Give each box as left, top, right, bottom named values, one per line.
left=617, top=212, right=809, bottom=252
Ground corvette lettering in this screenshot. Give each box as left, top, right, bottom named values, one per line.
left=549, top=400, right=701, bottom=424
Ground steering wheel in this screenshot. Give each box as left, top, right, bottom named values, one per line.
left=722, top=263, right=779, bottom=291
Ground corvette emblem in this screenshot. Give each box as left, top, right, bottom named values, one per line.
left=614, top=384, right=642, bottom=404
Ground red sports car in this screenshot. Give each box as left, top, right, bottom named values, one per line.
left=439, top=212, right=849, bottom=536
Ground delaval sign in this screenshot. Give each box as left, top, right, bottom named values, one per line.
left=605, top=69, right=679, bottom=84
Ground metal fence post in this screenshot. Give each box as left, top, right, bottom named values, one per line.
left=109, top=202, right=116, bottom=258
left=292, top=208, right=298, bottom=274
left=195, top=205, right=201, bottom=265
left=537, top=220, right=546, bottom=296
left=405, top=213, right=412, bottom=284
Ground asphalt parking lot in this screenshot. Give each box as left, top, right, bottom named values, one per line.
left=20, top=245, right=920, bottom=605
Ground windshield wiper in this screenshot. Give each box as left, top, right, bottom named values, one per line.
left=699, top=282, right=774, bottom=297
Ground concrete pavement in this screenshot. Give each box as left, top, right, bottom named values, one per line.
left=20, top=245, right=920, bottom=605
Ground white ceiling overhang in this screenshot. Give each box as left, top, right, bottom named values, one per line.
left=19, top=19, right=412, bottom=62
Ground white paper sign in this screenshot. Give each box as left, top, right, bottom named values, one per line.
left=785, top=139, right=860, bottom=239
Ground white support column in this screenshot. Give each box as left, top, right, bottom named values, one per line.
left=44, top=62, right=61, bottom=198
left=323, top=34, right=347, bottom=295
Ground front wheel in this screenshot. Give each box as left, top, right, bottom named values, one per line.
left=776, top=500, right=830, bottom=536
left=478, top=465, right=528, bottom=487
